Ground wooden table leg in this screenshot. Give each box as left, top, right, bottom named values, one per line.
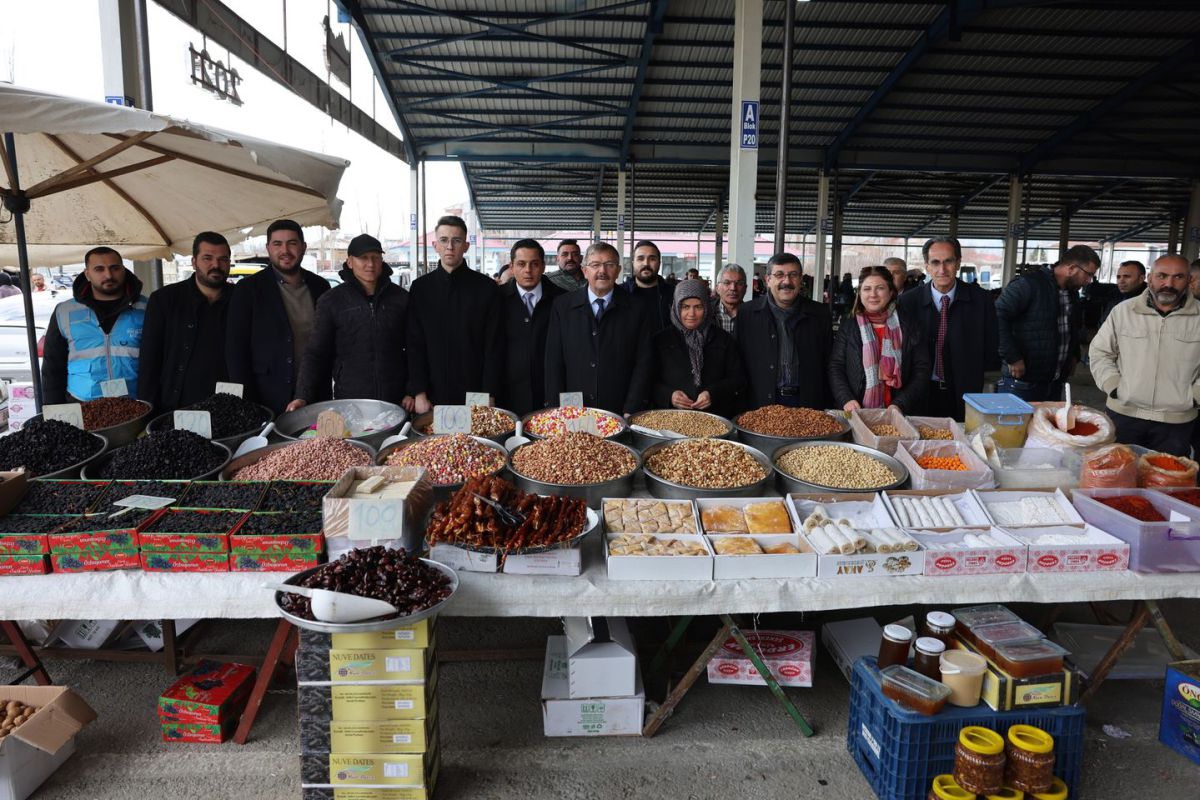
left=643, top=618, right=731, bottom=738
left=232, top=619, right=294, bottom=745
left=1079, top=601, right=1151, bottom=705
left=162, top=619, right=179, bottom=675
left=0, top=621, right=52, bottom=685
left=723, top=614, right=814, bottom=737
left=1144, top=600, right=1188, bottom=662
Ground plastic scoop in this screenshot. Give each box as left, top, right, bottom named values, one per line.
left=1054, top=383, right=1077, bottom=432
left=378, top=422, right=413, bottom=451
left=233, top=421, right=275, bottom=458
left=504, top=419, right=530, bottom=452
left=265, top=583, right=398, bottom=623
left=629, top=424, right=685, bottom=439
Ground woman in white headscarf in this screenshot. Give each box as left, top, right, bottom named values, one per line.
left=651, top=278, right=747, bottom=418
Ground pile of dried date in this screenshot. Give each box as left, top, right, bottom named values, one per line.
left=279, top=546, right=453, bottom=621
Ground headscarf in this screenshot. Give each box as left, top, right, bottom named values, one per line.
left=670, top=279, right=711, bottom=387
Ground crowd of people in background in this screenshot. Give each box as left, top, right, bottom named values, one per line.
left=33, top=215, right=1200, bottom=458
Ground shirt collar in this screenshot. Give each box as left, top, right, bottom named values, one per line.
left=587, top=287, right=612, bottom=308
left=520, top=282, right=543, bottom=305
left=930, top=282, right=957, bottom=307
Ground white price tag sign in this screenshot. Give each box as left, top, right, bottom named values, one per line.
left=432, top=405, right=471, bottom=434
left=113, top=494, right=176, bottom=510
left=174, top=409, right=213, bottom=439
left=559, top=392, right=583, bottom=408
left=464, top=392, right=490, bottom=407
left=43, top=403, right=84, bottom=429
left=348, top=499, right=405, bottom=540
left=100, top=378, right=128, bottom=398
left=565, top=415, right=599, bottom=435
left=215, top=381, right=244, bottom=398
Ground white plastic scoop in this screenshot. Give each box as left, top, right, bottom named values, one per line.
left=504, top=419, right=530, bottom=452
left=1054, top=383, right=1077, bottom=432
left=378, top=421, right=413, bottom=451
left=233, top=421, right=275, bottom=459
left=629, top=423, right=685, bottom=439
left=265, top=583, right=398, bottom=623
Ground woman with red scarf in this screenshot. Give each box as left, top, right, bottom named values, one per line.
left=829, top=265, right=931, bottom=413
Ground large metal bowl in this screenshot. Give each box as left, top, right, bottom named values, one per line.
left=376, top=435, right=508, bottom=502
left=274, top=399, right=407, bottom=451
left=146, top=401, right=274, bottom=451
left=773, top=440, right=909, bottom=494
left=219, top=439, right=376, bottom=481
left=28, top=399, right=153, bottom=449
left=733, top=410, right=851, bottom=458
left=627, top=409, right=735, bottom=451
left=520, top=406, right=629, bottom=442
left=507, top=438, right=641, bottom=509
left=408, top=408, right=518, bottom=446
left=81, top=437, right=231, bottom=481
left=641, top=438, right=774, bottom=500
left=31, top=431, right=110, bottom=480
left=273, top=557, right=460, bottom=634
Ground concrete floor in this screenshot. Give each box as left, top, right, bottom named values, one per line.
left=5, top=598, right=1197, bottom=800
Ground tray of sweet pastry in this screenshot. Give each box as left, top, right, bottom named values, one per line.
left=427, top=475, right=594, bottom=554
left=602, top=498, right=697, bottom=534
left=696, top=499, right=794, bottom=534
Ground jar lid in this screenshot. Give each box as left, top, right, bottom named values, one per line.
left=931, top=774, right=976, bottom=800
left=927, top=610, right=956, bottom=628
left=986, top=789, right=1025, bottom=800
left=1008, top=724, right=1055, bottom=753
left=959, top=725, right=1005, bottom=756
left=883, top=624, right=913, bottom=642
left=915, top=636, right=946, bottom=655
left=1030, top=777, right=1068, bottom=800
left=940, top=649, right=987, bottom=675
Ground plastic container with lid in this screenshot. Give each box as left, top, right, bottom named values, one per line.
left=993, top=447, right=1079, bottom=490
left=972, top=620, right=1045, bottom=661
left=922, top=611, right=957, bottom=647
left=1072, top=487, right=1200, bottom=574
left=1030, top=777, right=1068, bottom=800
left=940, top=650, right=988, bottom=707
left=986, top=788, right=1025, bottom=799
left=953, top=604, right=1020, bottom=641
left=928, top=774, right=975, bottom=800
left=880, top=664, right=952, bottom=715
left=1005, top=725, right=1055, bottom=793
left=914, top=636, right=947, bottom=681
left=963, top=393, right=1035, bottom=449
left=992, top=639, right=1068, bottom=679
left=954, top=725, right=1006, bottom=795
left=878, top=624, right=914, bottom=670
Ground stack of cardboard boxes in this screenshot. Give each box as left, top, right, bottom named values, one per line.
left=297, top=619, right=440, bottom=799
left=542, top=617, right=645, bottom=737
left=157, top=660, right=256, bottom=743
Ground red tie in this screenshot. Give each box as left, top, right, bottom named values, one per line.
left=935, top=294, right=950, bottom=381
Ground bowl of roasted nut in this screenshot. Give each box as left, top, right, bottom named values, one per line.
left=627, top=409, right=735, bottom=451
left=773, top=440, right=909, bottom=494
left=734, top=405, right=849, bottom=458
left=641, top=437, right=774, bottom=500
left=507, top=431, right=641, bottom=508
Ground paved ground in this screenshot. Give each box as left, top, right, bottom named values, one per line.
left=6, top=598, right=1197, bottom=800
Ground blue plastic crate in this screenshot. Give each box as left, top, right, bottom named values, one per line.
left=847, top=657, right=1085, bottom=800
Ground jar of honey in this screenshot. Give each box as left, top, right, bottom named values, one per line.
left=922, top=611, right=957, bottom=648
left=913, top=636, right=947, bottom=681
left=1005, top=725, right=1055, bottom=794
left=877, top=624, right=914, bottom=670
left=954, top=726, right=1006, bottom=795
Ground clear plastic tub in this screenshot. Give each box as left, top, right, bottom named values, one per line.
left=993, top=447, right=1080, bottom=490
left=1072, top=488, right=1200, bottom=573
left=880, top=664, right=952, bottom=715
left=993, top=639, right=1069, bottom=679
left=973, top=620, right=1045, bottom=661
left=964, top=393, right=1034, bottom=448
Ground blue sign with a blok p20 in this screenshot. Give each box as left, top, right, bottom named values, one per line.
left=741, top=100, right=759, bottom=150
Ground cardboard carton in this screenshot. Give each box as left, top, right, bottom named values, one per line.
left=140, top=552, right=229, bottom=572
left=296, top=643, right=436, bottom=684
left=160, top=718, right=236, bottom=744
left=822, top=618, right=883, bottom=683
left=50, top=548, right=139, bottom=573
left=0, top=685, right=97, bottom=800
left=563, top=617, right=637, bottom=699
left=0, top=555, right=47, bottom=575
left=297, top=669, right=439, bottom=722
left=298, top=620, right=435, bottom=652
left=158, top=661, right=256, bottom=725
left=323, top=466, right=432, bottom=556
left=299, top=742, right=438, bottom=788
left=0, top=471, right=29, bottom=518
left=541, top=636, right=644, bottom=737
left=707, top=629, right=815, bottom=688
left=300, top=704, right=438, bottom=754
left=1160, top=659, right=1200, bottom=766
left=951, top=636, right=1079, bottom=711
left=229, top=551, right=322, bottom=572
left=49, top=619, right=123, bottom=650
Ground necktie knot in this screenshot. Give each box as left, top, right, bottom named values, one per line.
left=524, top=292, right=535, bottom=315
left=595, top=297, right=606, bottom=319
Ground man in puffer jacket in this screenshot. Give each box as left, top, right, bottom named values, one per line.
left=287, top=234, right=412, bottom=411
left=1090, top=255, right=1200, bottom=456
left=994, top=245, right=1097, bottom=403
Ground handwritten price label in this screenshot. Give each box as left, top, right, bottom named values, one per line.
left=43, top=403, right=84, bottom=429
left=100, top=378, right=128, bottom=398
left=173, top=409, right=212, bottom=438
left=465, top=392, right=490, bottom=408
left=348, top=499, right=406, bottom=540
left=432, top=405, right=471, bottom=434
left=559, top=392, right=583, bottom=408
left=565, top=415, right=599, bottom=435
left=215, top=382, right=244, bottom=398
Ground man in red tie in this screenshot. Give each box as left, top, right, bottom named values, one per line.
left=897, top=236, right=998, bottom=420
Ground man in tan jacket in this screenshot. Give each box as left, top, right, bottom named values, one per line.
left=1089, top=254, right=1200, bottom=456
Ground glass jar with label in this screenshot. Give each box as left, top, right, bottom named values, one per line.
left=913, top=636, right=946, bottom=681
left=954, top=725, right=1006, bottom=795
left=877, top=624, right=914, bottom=670
left=927, top=774, right=974, bottom=800
left=1005, top=725, right=1055, bottom=794
left=922, top=611, right=957, bottom=647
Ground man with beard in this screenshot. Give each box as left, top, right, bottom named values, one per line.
left=621, top=239, right=673, bottom=331
left=545, top=238, right=587, bottom=292
left=42, top=246, right=148, bottom=403
left=226, top=219, right=331, bottom=414
left=1090, top=255, right=1200, bottom=456
left=138, top=232, right=234, bottom=412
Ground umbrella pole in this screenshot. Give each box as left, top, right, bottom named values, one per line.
left=2, top=133, right=44, bottom=410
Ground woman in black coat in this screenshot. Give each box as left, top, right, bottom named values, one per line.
left=829, top=265, right=930, bottom=414
left=651, top=279, right=747, bottom=418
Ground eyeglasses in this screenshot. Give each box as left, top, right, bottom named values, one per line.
left=1076, top=263, right=1098, bottom=278
left=719, top=280, right=746, bottom=287
left=585, top=261, right=620, bottom=270
left=770, top=271, right=802, bottom=281
left=437, top=237, right=466, bottom=247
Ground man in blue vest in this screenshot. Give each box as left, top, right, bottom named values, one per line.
left=41, top=246, right=148, bottom=404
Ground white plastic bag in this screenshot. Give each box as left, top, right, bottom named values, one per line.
left=1025, top=402, right=1115, bottom=450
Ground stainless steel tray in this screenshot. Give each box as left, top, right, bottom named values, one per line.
left=409, top=408, right=518, bottom=446
left=773, top=439, right=909, bottom=494
left=443, top=507, right=599, bottom=556
left=627, top=409, right=734, bottom=451
left=641, top=438, right=775, bottom=499
left=733, top=411, right=850, bottom=458
left=81, top=437, right=230, bottom=481
left=507, top=439, right=641, bottom=509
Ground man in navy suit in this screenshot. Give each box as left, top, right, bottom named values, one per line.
left=498, top=239, right=564, bottom=415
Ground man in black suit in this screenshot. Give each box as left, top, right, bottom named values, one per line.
left=897, top=236, right=999, bottom=420
left=544, top=242, right=652, bottom=415
left=499, top=238, right=563, bottom=415
left=225, top=219, right=331, bottom=414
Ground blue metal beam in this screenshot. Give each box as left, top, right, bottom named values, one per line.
left=824, top=1, right=986, bottom=172
left=621, top=0, right=668, bottom=162
left=1103, top=213, right=1173, bottom=244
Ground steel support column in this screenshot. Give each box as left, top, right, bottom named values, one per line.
left=616, top=169, right=627, bottom=263
left=1184, top=180, right=1200, bottom=263
left=409, top=163, right=419, bottom=271
left=948, top=206, right=958, bottom=239
left=1002, top=174, right=1023, bottom=286
left=830, top=201, right=843, bottom=279
left=773, top=0, right=795, bottom=251
left=727, top=0, right=762, bottom=299
left=813, top=171, right=830, bottom=301
left=713, top=202, right=724, bottom=280
left=1059, top=205, right=1070, bottom=259
left=592, top=208, right=602, bottom=242
left=1167, top=214, right=1180, bottom=256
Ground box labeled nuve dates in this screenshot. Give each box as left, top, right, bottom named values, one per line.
left=298, top=669, right=438, bottom=722
left=300, top=703, right=438, bottom=754
left=706, top=630, right=815, bottom=688
left=297, top=644, right=436, bottom=684
left=300, top=745, right=438, bottom=787
left=298, top=619, right=435, bottom=652
left=159, top=661, right=256, bottom=725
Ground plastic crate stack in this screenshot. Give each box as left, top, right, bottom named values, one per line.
left=297, top=620, right=440, bottom=799
left=847, top=657, right=1084, bottom=800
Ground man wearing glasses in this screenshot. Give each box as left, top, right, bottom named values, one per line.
left=544, top=242, right=652, bottom=414
left=736, top=252, right=832, bottom=409
left=406, top=215, right=503, bottom=412
left=712, top=264, right=748, bottom=336
left=995, top=245, right=1097, bottom=403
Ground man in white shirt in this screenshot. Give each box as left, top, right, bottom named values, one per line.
left=499, top=239, right=564, bottom=415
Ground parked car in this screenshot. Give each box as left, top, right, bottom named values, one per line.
left=0, top=289, right=65, bottom=382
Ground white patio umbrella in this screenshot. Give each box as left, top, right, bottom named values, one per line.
left=0, top=83, right=349, bottom=406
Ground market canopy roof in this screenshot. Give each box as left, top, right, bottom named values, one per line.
left=344, top=0, right=1200, bottom=241
left=0, top=84, right=348, bottom=266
